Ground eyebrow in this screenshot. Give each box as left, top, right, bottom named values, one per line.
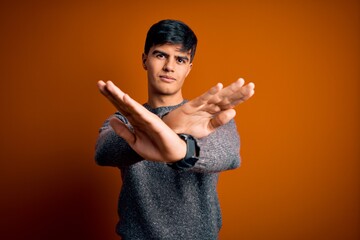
left=152, top=50, right=190, bottom=62
left=152, top=50, right=169, bottom=58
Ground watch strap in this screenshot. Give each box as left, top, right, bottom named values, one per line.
left=168, top=134, right=200, bottom=170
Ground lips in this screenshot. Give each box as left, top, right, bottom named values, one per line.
left=159, top=75, right=176, bottom=83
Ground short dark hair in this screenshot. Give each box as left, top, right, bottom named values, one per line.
left=144, top=19, right=198, bottom=62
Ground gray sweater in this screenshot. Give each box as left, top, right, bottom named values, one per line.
left=95, top=101, right=241, bottom=240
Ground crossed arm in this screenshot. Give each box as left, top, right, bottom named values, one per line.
left=97, top=79, right=255, bottom=163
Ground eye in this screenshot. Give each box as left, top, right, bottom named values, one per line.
left=156, top=53, right=165, bottom=59
left=177, top=58, right=186, bottom=64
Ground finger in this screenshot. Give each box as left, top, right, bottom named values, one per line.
left=97, top=80, right=106, bottom=90
left=209, top=109, right=236, bottom=130
left=233, top=81, right=256, bottom=103
left=204, top=78, right=245, bottom=108
left=218, top=81, right=255, bottom=109
left=103, top=81, right=165, bottom=132
left=98, top=80, right=116, bottom=101
left=103, top=81, right=135, bottom=116
left=121, top=93, right=166, bottom=133
left=217, top=78, right=245, bottom=99
left=191, top=83, right=223, bottom=107
left=105, top=81, right=126, bottom=100
left=110, top=117, right=136, bottom=145
left=98, top=80, right=120, bottom=100
left=97, top=80, right=125, bottom=111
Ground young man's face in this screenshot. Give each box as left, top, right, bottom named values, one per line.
left=142, top=43, right=193, bottom=101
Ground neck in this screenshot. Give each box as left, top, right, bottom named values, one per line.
left=147, top=93, right=184, bottom=108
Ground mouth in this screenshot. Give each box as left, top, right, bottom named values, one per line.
left=159, top=75, right=176, bottom=83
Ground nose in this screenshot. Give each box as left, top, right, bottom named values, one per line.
left=163, top=58, right=175, bottom=72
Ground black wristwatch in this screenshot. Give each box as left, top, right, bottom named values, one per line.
left=168, top=134, right=200, bottom=170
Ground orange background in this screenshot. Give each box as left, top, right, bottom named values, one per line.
left=0, top=0, right=359, bottom=239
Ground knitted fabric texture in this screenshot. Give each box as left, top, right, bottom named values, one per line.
left=95, top=101, right=241, bottom=240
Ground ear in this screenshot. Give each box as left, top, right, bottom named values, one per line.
left=142, top=53, right=148, bottom=70
left=185, top=63, right=193, bottom=77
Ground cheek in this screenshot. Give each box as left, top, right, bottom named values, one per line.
left=146, top=64, right=156, bottom=76
left=178, top=72, right=188, bottom=85
left=149, top=62, right=162, bottom=74
left=182, top=67, right=191, bottom=78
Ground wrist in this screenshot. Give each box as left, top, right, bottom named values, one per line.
left=168, top=134, right=200, bottom=170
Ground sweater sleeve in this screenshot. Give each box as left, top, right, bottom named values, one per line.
left=189, top=119, right=241, bottom=173
left=94, top=112, right=143, bottom=168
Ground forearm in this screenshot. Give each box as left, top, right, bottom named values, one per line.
left=189, top=119, right=241, bottom=173
left=95, top=115, right=143, bottom=167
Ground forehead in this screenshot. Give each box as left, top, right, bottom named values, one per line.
left=150, top=43, right=191, bottom=56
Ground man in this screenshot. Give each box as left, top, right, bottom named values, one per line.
left=95, top=19, right=255, bottom=239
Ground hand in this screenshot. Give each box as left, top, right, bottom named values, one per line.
left=97, top=80, right=186, bottom=163
left=162, top=78, right=255, bottom=138
left=212, top=78, right=255, bottom=109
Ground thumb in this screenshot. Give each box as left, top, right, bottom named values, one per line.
left=109, top=117, right=136, bottom=145
left=210, top=109, right=236, bottom=130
